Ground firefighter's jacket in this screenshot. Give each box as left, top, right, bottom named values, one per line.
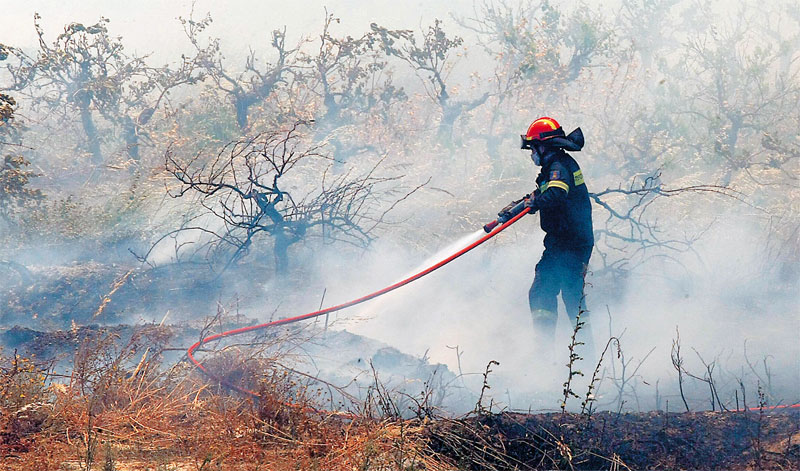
left=531, top=150, right=594, bottom=249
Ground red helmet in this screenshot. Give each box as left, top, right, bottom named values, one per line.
left=520, top=117, right=566, bottom=149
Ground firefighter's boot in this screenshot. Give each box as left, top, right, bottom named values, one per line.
left=530, top=308, right=560, bottom=392
left=530, top=309, right=557, bottom=361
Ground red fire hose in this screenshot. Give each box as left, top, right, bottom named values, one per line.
left=187, top=208, right=800, bottom=413
left=187, top=208, right=531, bottom=398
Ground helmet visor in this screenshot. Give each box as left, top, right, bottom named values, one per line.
left=520, top=135, right=535, bottom=150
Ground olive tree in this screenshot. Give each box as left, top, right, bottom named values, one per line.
left=0, top=46, right=42, bottom=224
left=3, top=15, right=204, bottom=165
left=181, top=12, right=298, bottom=132
left=301, top=12, right=407, bottom=163
left=372, top=19, right=489, bottom=143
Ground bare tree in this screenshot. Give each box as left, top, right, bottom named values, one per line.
left=670, top=326, right=690, bottom=412
left=589, top=169, right=740, bottom=278
left=143, top=121, right=422, bottom=274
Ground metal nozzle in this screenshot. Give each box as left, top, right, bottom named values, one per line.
left=484, top=198, right=531, bottom=233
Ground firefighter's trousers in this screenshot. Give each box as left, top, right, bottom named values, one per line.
left=528, top=245, right=593, bottom=345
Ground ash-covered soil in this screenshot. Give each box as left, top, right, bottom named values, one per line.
left=426, top=409, right=800, bottom=470
left=0, top=260, right=471, bottom=408
left=2, top=261, right=799, bottom=470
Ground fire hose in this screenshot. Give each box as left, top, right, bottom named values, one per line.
left=187, top=199, right=799, bottom=413
left=187, top=205, right=531, bottom=399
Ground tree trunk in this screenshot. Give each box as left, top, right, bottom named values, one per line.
left=122, top=117, right=139, bottom=163
left=273, top=229, right=289, bottom=275
left=79, top=102, right=103, bottom=165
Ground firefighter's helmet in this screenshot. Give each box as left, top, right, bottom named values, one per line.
left=520, top=117, right=584, bottom=152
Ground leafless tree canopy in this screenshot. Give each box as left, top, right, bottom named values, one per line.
left=153, top=121, right=423, bottom=273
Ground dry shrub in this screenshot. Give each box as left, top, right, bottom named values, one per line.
left=0, top=352, right=50, bottom=413
left=0, top=325, right=450, bottom=470
left=5, top=330, right=795, bottom=471
left=0, top=350, right=55, bottom=460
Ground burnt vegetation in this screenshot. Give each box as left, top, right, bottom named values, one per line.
left=1, top=0, right=799, bottom=469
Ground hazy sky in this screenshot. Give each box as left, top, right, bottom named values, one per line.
left=3, top=0, right=467, bottom=61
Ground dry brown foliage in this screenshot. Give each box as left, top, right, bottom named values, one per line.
left=0, top=326, right=445, bottom=471
left=2, top=322, right=799, bottom=470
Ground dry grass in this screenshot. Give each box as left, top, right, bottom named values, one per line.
left=0, top=326, right=444, bottom=471
left=3, top=325, right=798, bottom=470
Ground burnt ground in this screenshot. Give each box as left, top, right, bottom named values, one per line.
left=0, top=261, right=228, bottom=329
left=5, top=324, right=797, bottom=470
left=425, top=409, right=800, bottom=470
left=2, top=262, right=800, bottom=470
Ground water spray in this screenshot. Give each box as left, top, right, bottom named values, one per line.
left=187, top=203, right=800, bottom=413
left=188, top=206, right=532, bottom=398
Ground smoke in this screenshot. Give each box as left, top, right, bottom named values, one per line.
left=595, top=212, right=800, bottom=410
left=2, top=0, right=797, bottom=415
left=300, top=201, right=799, bottom=412
left=304, top=220, right=544, bottom=406
left=346, top=229, right=487, bottom=320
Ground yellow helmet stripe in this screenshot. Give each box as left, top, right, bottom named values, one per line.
left=538, top=118, right=558, bottom=130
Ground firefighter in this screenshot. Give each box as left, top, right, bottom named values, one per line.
left=517, top=117, right=594, bottom=361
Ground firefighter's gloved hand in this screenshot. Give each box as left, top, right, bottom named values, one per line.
left=498, top=201, right=516, bottom=214
left=524, top=196, right=537, bottom=212
left=497, top=200, right=517, bottom=223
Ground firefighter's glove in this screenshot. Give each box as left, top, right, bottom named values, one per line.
left=524, top=195, right=537, bottom=213
left=497, top=200, right=516, bottom=223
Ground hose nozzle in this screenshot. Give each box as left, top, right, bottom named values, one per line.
left=483, top=197, right=531, bottom=233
